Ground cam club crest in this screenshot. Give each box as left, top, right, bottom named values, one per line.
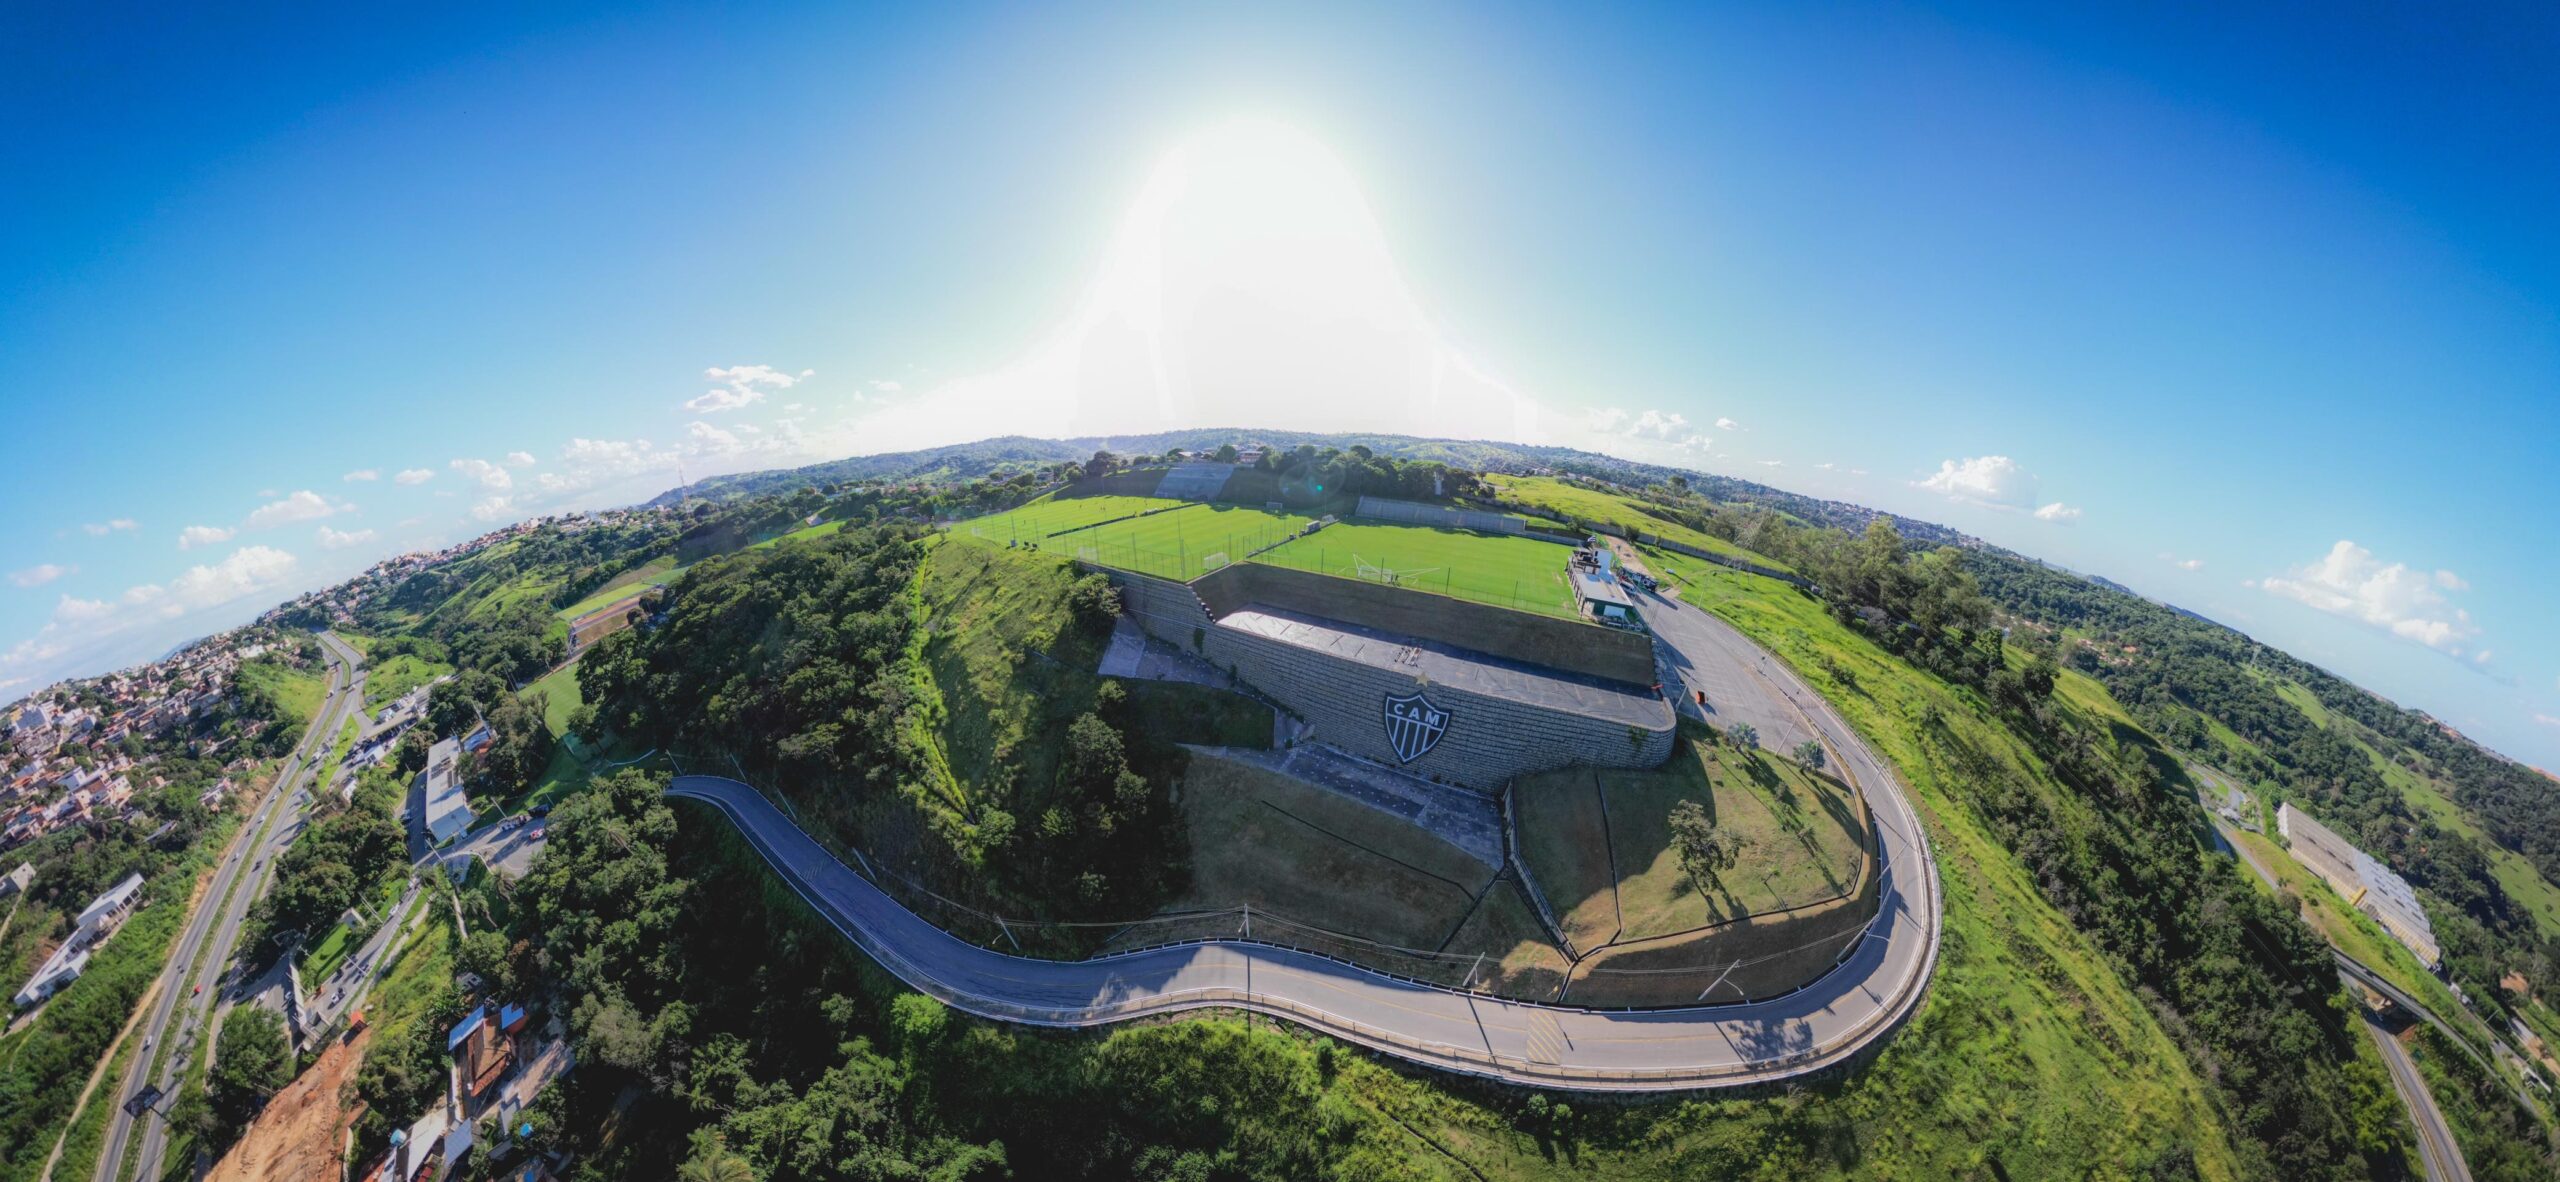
left=1383, top=691, right=1451, bottom=764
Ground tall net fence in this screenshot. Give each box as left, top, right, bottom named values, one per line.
left=666, top=753, right=1887, bottom=1009
left=1244, top=542, right=1577, bottom=619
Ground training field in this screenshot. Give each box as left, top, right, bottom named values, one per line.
left=1249, top=518, right=1580, bottom=619
left=1038, top=502, right=1313, bottom=580
left=949, top=494, right=1191, bottom=544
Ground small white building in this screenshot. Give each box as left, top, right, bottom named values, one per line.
left=0, top=863, right=32, bottom=898
left=14, top=872, right=144, bottom=1008
left=418, top=737, right=476, bottom=846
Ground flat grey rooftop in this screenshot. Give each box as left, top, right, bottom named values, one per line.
left=1219, top=604, right=1668, bottom=728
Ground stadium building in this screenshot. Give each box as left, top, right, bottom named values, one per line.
left=1111, top=561, right=1675, bottom=790
left=2278, top=802, right=2442, bottom=970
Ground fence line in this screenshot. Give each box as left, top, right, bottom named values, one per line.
left=667, top=755, right=1892, bottom=1008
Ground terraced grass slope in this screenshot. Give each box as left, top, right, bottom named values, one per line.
left=1517, top=735, right=1866, bottom=951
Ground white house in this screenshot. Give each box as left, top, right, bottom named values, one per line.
left=418, top=737, right=476, bottom=846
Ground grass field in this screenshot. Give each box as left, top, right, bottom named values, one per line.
left=1161, top=753, right=1494, bottom=951
left=522, top=660, right=585, bottom=737
left=750, top=518, right=846, bottom=550
left=361, top=652, right=451, bottom=713
left=948, top=494, right=1192, bottom=544
left=1517, top=736, right=1866, bottom=950
left=236, top=658, right=328, bottom=726
left=1249, top=518, right=1580, bottom=619
left=554, top=555, right=685, bottom=619
left=1484, top=474, right=1794, bottom=571
left=297, top=877, right=398, bottom=983
left=1035, top=501, right=1314, bottom=581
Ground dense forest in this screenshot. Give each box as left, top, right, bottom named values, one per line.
left=1965, top=550, right=2560, bottom=1021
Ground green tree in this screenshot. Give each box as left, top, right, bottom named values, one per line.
left=1792, top=739, right=1825, bottom=771
left=1725, top=721, right=1759, bottom=751
left=679, top=1130, right=758, bottom=1182
left=207, top=1007, right=290, bottom=1139
left=1667, top=799, right=1746, bottom=890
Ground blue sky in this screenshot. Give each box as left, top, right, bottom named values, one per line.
left=5, top=1, right=2558, bottom=768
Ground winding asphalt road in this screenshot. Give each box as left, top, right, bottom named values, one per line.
left=667, top=584, right=1941, bottom=1091
left=2365, top=1011, right=2474, bottom=1182
left=93, top=632, right=362, bottom=1182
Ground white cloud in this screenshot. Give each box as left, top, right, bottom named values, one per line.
left=2434, top=570, right=2469, bottom=592
left=450, top=458, right=512, bottom=490
left=343, top=469, right=379, bottom=482
left=2261, top=540, right=2483, bottom=657
left=244, top=490, right=347, bottom=529
left=394, top=468, right=435, bottom=486
left=2033, top=501, right=2083, bottom=523
left=2535, top=713, right=2560, bottom=730
left=1918, top=455, right=2038, bottom=508
left=870, top=379, right=901, bottom=393
left=1714, top=417, right=1740, bottom=432
left=316, top=526, right=376, bottom=550
left=167, top=547, right=298, bottom=611
left=178, top=524, right=237, bottom=550
left=686, top=420, right=740, bottom=450
left=707, top=364, right=804, bottom=389
left=504, top=450, right=536, bottom=468
left=1582, top=407, right=1712, bottom=457
left=2175, top=558, right=2205, bottom=571
left=9, top=564, right=71, bottom=588
left=470, top=495, right=513, bottom=522
left=521, top=436, right=672, bottom=502
left=80, top=518, right=140, bottom=537
left=688, top=364, right=806, bottom=414
left=684, top=386, right=763, bottom=414
left=1758, top=459, right=1784, bottom=468
left=14, top=547, right=304, bottom=677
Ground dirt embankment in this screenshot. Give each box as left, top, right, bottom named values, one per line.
left=206, top=1029, right=371, bottom=1182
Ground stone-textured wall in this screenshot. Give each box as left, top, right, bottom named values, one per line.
left=1098, top=568, right=1674, bottom=791
left=1112, top=570, right=1213, bottom=649
left=1207, top=623, right=1673, bottom=790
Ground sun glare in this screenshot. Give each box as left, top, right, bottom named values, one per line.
left=860, top=116, right=1539, bottom=449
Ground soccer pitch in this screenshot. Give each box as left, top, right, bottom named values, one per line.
left=1250, top=518, right=1580, bottom=619
left=949, top=495, right=1189, bottom=544
left=1045, top=502, right=1315, bottom=580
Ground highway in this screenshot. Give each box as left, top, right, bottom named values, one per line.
left=2205, top=808, right=2551, bottom=1170
left=665, top=581, right=1942, bottom=1091
left=91, top=632, right=364, bottom=1182
left=2366, top=1010, right=2474, bottom=1182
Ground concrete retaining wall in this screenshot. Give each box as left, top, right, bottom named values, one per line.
left=1355, top=496, right=1530, bottom=537
left=1193, top=563, right=1657, bottom=687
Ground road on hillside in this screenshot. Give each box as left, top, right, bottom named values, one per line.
left=665, top=585, right=1940, bottom=1091
left=2366, top=1011, right=2474, bottom=1182
left=93, top=632, right=364, bottom=1182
